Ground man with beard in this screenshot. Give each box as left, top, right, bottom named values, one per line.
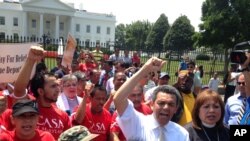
left=1, top=46, right=71, bottom=139
left=173, top=70, right=195, bottom=126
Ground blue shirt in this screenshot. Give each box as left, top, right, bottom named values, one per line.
left=224, top=93, right=246, bottom=125
left=179, top=61, right=187, bottom=70
left=240, top=97, right=250, bottom=125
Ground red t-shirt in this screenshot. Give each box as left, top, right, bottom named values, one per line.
left=79, top=62, right=97, bottom=72
left=7, top=94, right=36, bottom=109
left=0, top=129, right=55, bottom=141
left=110, top=103, right=152, bottom=140
left=73, top=104, right=111, bottom=141
left=1, top=104, right=71, bottom=140
left=132, top=56, right=141, bottom=65
left=37, top=104, right=71, bottom=140
left=1, top=109, right=14, bottom=131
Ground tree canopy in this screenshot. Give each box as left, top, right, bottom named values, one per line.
left=146, top=14, right=170, bottom=51
left=163, top=15, right=195, bottom=52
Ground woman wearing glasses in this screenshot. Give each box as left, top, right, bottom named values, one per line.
left=56, top=74, right=83, bottom=116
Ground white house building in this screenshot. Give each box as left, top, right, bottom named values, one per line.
left=0, top=0, right=116, bottom=48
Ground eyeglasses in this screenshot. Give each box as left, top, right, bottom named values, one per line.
left=187, top=66, right=194, bottom=69
left=63, top=83, right=77, bottom=87
left=237, top=82, right=245, bottom=86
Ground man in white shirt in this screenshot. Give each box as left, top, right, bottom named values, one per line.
left=113, top=57, right=189, bottom=141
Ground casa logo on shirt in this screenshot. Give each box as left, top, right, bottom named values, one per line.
left=37, top=116, right=64, bottom=132
left=89, top=121, right=106, bottom=134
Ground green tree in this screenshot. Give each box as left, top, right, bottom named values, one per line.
left=125, top=20, right=152, bottom=50
left=115, top=24, right=126, bottom=49
left=146, top=14, right=170, bottom=52
left=197, top=0, right=250, bottom=71
left=164, top=15, right=195, bottom=54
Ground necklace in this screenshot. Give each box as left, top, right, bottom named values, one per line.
left=201, top=126, right=219, bottom=141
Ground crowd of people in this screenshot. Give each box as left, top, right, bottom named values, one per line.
left=0, top=44, right=250, bottom=141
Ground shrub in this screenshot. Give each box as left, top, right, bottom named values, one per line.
left=196, top=54, right=210, bottom=60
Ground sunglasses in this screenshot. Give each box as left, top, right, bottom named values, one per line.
left=237, top=82, right=245, bottom=86
left=187, top=66, right=194, bottom=69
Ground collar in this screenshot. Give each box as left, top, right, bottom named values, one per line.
left=149, top=114, right=169, bottom=131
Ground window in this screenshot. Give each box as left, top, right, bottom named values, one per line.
left=107, top=27, right=110, bottom=35
left=13, top=17, right=18, bottom=26
left=13, top=33, right=18, bottom=41
left=0, top=32, right=5, bottom=40
left=96, top=40, right=100, bottom=46
left=0, top=16, right=5, bottom=25
left=60, top=22, right=64, bottom=30
left=76, top=24, right=80, bottom=32
left=46, top=21, right=50, bottom=29
left=97, top=26, right=101, bottom=34
left=32, top=19, right=36, bottom=28
left=86, top=25, right=90, bottom=33
left=85, top=39, right=90, bottom=47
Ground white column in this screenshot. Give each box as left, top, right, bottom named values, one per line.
left=55, top=15, right=59, bottom=40
left=39, top=13, right=44, bottom=38
left=69, top=17, right=74, bottom=36
left=22, top=12, right=27, bottom=37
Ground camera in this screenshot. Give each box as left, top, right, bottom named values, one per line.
left=230, top=41, right=250, bottom=64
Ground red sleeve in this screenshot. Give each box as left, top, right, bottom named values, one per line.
left=0, top=130, right=13, bottom=141
left=1, top=109, right=15, bottom=131
left=110, top=112, right=121, bottom=132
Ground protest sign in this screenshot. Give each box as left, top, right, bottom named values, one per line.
left=61, top=33, right=76, bottom=69
left=0, top=43, right=37, bottom=83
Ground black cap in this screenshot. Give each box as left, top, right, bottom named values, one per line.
left=12, top=99, right=39, bottom=117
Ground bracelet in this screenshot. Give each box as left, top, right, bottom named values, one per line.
left=11, top=89, right=28, bottom=99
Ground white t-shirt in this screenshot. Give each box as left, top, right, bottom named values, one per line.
left=208, top=78, right=220, bottom=92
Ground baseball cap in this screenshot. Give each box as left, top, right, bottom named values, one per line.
left=159, top=72, right=170, bottom=79
left=58, top=125, right=99, bottom=141
left=12, top=99, right=39, bottom=117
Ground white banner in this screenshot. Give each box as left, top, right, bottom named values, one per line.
left=0, top=43, right=38, bottom=83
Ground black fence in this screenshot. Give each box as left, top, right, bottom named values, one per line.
left=0, top=36, right=227, bottom=85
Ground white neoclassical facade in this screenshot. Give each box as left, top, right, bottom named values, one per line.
left=0, top=0, right=116, bottom=48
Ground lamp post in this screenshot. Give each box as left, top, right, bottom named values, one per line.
left=42, top=34, right=47, bottom=49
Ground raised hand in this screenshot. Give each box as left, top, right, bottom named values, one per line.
left=143, top=57, right=166, bottom=74
left=27, top=46, right=45, bottom=62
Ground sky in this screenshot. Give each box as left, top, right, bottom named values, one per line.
left=63, top=0, right=205, bottom=31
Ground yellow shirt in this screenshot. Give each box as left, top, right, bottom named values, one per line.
left=178, top=92, right=195, bottom=126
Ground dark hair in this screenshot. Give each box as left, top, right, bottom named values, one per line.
left=30, top=72, right=56, bottom=98
left=192, top=89, right=225, bottom=130
left=35, top=62, right=47, bottom=73
left=187, top=60, right=196, bottom=67
left=152, top=85, right=181, bottom=107
left=90, top=86, right=107, bottom=98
